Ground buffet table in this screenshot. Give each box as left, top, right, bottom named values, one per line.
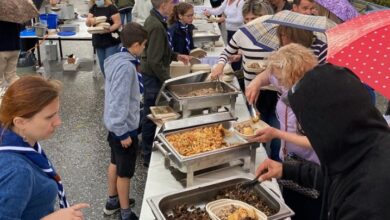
left=139, top=92, right=287, bottom=219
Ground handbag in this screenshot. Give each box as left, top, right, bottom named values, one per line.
left=17, top=51, right=36, bottom=67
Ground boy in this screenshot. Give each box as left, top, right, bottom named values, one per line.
left=103, top=22, right=147, bottom=220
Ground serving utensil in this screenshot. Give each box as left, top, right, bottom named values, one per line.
left=216, top=77, right=225, bottom=93
left=237, top=172, right=262, bottom=189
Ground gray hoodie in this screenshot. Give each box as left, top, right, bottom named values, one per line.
left=103, top=51, right=140, bottom=140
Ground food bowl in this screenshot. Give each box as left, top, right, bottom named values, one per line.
left=206, top=199, right=268, bottom=220
left=234, top=119, right=269, bottom=140
left=245, top=61, right=267, bottom=73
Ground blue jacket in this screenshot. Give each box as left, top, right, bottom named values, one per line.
left=167, top=22, right=195, bottom=55
left=104, top=51, right=141, bottom=140
left=0, top=130, right=57, bottom=220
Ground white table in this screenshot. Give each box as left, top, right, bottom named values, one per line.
left=20, top=20, right=92, bottom=66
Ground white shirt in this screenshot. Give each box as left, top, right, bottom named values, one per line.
left=132, top=0, right=153, bottom=25
left=207, top=0, right=245, bottom=31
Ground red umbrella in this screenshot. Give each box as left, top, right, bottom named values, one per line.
left=326, top=10, right=390, bottom=99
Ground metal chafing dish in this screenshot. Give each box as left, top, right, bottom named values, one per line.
left=193, top=30, right=221, bottom=44
left=156, top=71, right=240, bottom=118
left=147, top=174, right=295, bottom=220
left=154, top=112, right=259, bottom=187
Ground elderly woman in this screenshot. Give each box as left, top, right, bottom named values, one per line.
left=0, top=76, right=89, bottom=220
left=249, top=43, right=319, bottom=163
left=250, top=43, right=321, bottom=220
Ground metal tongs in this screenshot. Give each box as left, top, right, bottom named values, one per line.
left=248, top=104, right=259, bottom=123
left=215, top=77, right=225, bottom=93
left=237, top=173, right=263, bottom=189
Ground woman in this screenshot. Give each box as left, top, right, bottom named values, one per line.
left=167, top=2, right=195, bottom=55
left=86, top=0, right=121, bottom=77
left=249, top=44, right=319, bottom=163
left=0, top=76, right=89, bottom=219
left=250, top=43, right=321, bottom=220
left=211, top=0, right=281, bottom=160
left=204, top=0, right=245, bottom=71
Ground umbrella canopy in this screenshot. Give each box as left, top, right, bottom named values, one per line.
left=315, top=0, right=360, bottom=21
left=0, top=0, right=39, bottom=24
left=240, top=15, right=329, bottom=51
left=264, top=10, right=337, bottom=32
left=240, top=15, right=279, bottom=51
left=326, top=10, right=390, bottom=99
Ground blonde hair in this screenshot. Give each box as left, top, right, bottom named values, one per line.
left=267, top=43, right=318, bottom=88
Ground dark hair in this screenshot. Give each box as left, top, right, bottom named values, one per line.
left=120, top=22, right=147, bottom=48
left=277, top=25, right=314, bottom=48
left=0, top=76, right=62, bottom=129
left=292, top=0, right=314, bottom=6
left=168, top=2, right=193, bottom=25
left=242, top=0, right=274, bottom=17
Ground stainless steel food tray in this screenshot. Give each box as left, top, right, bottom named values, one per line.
left=193, top=30, right=220, bottom=42
left=154, top=121, right=258, bottom=187
left=147, top=174, right=294, bottom=220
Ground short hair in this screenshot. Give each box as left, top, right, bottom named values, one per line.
left=151, top=0, right=170, bottom=9
left=277, top=25, right=314, bottom=48
left=242, top=0, right=274, bottom=17
left=267, top=43, right=318, bottom=88
left=292, top=0, right=314, bottom=6
left=120, top=22, right=147, bottom=48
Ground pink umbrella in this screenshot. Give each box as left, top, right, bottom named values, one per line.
left=326, top=10, right=390, bottom=99
left=315, top=0, right=360, bottom=21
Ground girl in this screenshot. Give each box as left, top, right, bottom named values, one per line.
left=167, top=2, right=195, bottom=55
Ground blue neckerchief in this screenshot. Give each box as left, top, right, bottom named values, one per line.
left=0, top=128, right=69, bottom=208
left=178, top=21, right=191, bottom=53
left=120, top=47, right=144, bottom=94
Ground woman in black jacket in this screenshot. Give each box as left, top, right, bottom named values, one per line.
left=257, top=63, right=390, bottom=220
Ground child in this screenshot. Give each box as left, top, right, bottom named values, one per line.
left=167, top=2, right=195, bottom=55
left=103, top=22, right=147, bottom=220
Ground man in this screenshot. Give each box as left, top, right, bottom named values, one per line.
left=292, top=0, right=317, bottom=15
left=140, top=0, right=190, bottom=167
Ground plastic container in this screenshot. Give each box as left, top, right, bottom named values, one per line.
left=34, top=23, right=47, bottom=37
left=206, top=199, right=267, bottom=220
left=39, top=13, right=58, bottom=29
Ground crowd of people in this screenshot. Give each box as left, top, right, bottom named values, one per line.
left=0, top=0, right=389, bottom=220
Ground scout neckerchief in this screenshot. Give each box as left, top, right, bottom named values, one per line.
left=152, top=8, right=173, bottom=51
left=178, top=21, right=191, bottom=53
left=120, top=47, right=144, bottom=94
left=0, top=130, right=69, bottom=208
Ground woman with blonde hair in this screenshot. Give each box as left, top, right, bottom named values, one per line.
left=0, top=76, right=89, bottom=220
left=250, top=43, right=321, bottom=220
left=86, top=0, right=121, bottom=78
left=249, top=43, right=318, bottom=163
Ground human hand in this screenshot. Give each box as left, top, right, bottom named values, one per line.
left=245, top=79, right=262, bottom=105
left=203, top=10, right=211, bottom=17
left=228, top=54, right=241, bottom=63
left=210, top=63, right=224, bottom=80
left=255, top=159, right=282, bottom=182
left=41, top=203, right=90, bottom=220
left=120, top=137, right=132, bottom=148
left=249, top=126, right=279, bottom=143
left=217, top=16, right=225, bottom=23
left=177, top=54, right=191, bottom=65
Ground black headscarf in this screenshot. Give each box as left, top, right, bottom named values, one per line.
left=288, top=63, right=390, bottom=176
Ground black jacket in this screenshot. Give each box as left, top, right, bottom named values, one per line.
left=141, top=9, right=178, bottom=82
left=0, top=21, right=20, bottom=52
left=288, top=63, right=390, bottom=220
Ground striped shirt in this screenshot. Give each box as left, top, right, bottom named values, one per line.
left=218, top=29, right=274, bottom=86
left=311, top=37, right=327, bottom=64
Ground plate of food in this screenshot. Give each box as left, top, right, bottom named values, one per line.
left=245, top=61, right=267, bottom=74
left=190, top=48, right=207, bottom=58
left=234, top=119, right=269, bottom=140
left=206, top=199, right=267, bottom=220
